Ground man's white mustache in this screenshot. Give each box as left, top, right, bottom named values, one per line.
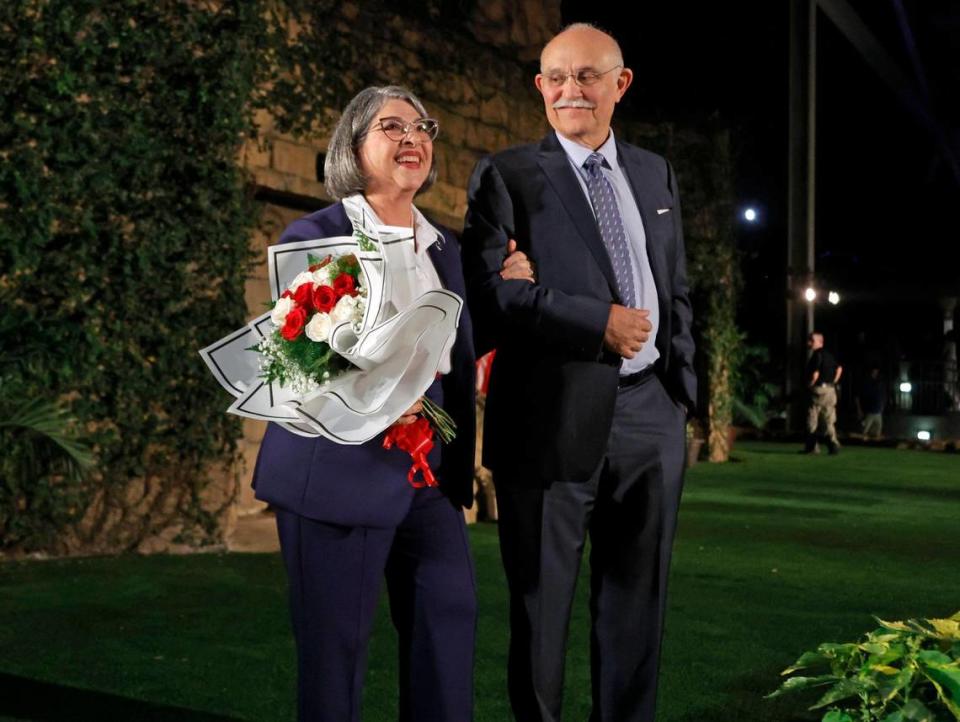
left=552, top=99, right=596, bottom=109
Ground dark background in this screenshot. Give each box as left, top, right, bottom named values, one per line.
left=561, top=0, right=960, bottom=395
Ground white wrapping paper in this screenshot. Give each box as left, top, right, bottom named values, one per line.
left=199, top=196, right=462, bottom=443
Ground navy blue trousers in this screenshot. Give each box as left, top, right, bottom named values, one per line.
left=276, top=487, right=477, bottom=721
left=494, top=375, right=687, bottom=722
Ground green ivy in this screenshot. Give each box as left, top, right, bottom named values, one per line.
left=0, top=0, right=276, bottom=551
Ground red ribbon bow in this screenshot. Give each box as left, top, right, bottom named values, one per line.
left=382, top=418, right=438, bottom=488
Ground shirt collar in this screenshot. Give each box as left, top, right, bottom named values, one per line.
left=554, top=129, right=620, bottom=173
left=411, top=204, right=444, bottom=254
left=351, top=194, right=442, bottom=255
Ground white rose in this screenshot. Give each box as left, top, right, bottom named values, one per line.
left=290, top=271, right=315, bottom=290
left=270, top=296, right=295, bottom=326
left=305, top=312, right=332, bottom=343
left=311, top=266, right=333, bottom=286
left=330, top=294, right=360, bottom=324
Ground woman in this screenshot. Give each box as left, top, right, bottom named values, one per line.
left=252, top=85, right=527, bottom=722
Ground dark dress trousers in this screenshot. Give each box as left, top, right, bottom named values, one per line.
left=462, top=132, right=696, bottom=722
left=252, top=202, right=477, bottom=722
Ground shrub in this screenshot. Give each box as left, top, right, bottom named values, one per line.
left=769, top=611, right=960, bottom=721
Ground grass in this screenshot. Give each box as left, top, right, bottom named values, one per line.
left=1, top=441, right=958, bottom=721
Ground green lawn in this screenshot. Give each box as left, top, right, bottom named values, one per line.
left=1, top=442, right=958, bottom=721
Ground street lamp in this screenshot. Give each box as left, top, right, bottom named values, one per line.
left=743, top=207, right=758, bottom=222
left=827, top=291, right=840, bottom=305
left=804, top=287, right=817, bottom=302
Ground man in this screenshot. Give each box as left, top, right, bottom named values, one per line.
left=855, top=366, right=884, bottom=438
left=803, top=331, right=843, bottom=454
left=461, top=23, right=696, bottom=722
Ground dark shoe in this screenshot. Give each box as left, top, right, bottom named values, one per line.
left=828, top=445, right=840, bottom=455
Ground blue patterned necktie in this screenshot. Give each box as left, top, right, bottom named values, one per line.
left=582, top=152, right=636, bottom=308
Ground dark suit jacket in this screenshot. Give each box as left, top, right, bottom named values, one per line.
left=252, top=202, right=476, bottom=527
left=462, top=132, right=696, bottom=483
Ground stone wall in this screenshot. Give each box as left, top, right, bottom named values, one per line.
left=241, top=1, right=560, bottom=229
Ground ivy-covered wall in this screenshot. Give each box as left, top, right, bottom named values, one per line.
left=0, top=1, right=270, bottom=553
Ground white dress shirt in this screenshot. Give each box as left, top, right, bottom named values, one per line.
left=555, top=130, right=661, bottom=374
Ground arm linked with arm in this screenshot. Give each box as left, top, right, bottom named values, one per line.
left=461, top=156, right=611, bottom=358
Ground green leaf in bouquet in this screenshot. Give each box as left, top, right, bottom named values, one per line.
left=353, top=227, right=377, bottom=252
left=420, top=395, right=457, bottom=445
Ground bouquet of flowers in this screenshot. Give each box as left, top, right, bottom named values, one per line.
left=199, top=196, right=462, bottom=484
left=260, top=252, right=364, bottom=395
left=258, top=250, right=455, bottom=444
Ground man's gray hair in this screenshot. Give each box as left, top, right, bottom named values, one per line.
left=324, top=85, right=437, bottom=200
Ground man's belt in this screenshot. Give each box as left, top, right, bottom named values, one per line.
left=618, top=364, right=658, bottom=389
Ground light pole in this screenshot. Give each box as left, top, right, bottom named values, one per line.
left=787, top=0, right=818, bottom=430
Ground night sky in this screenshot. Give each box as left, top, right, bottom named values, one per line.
left=561, top=0, right=960, bottom=379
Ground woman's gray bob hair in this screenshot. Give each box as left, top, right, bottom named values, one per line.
left=324, top=85, right=438, bottom=200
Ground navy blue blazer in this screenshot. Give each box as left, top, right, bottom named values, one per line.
left=462, top=132, right=696, bottom=482
left=252, top=202, right=477, bottom=527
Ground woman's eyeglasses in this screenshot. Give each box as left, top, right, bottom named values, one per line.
left=374, top=117, right=439, bottom=142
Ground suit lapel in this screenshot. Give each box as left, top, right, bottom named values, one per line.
left=536, top=136, right=621, bottom=301
left=617, top=142, right=670, bottom=324
left=427, top=235, right=451, bottom=290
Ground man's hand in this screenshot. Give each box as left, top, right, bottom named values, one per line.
left=603, top=305, right=652, bottom=359
left=499, top=239, right=535, bottom=282
left=397, top=399, right=423, bottom=425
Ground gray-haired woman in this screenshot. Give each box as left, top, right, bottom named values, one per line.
left=253, top=86, right=529, bottom=721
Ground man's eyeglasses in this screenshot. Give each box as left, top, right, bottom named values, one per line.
left=540, top=65, right=623, bottom=88
left=374, top=117, right=439, bottom=142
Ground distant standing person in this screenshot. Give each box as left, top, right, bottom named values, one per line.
left=804, top=331, right=843, bottom=454
left=856, top=366, right=885, bottom=438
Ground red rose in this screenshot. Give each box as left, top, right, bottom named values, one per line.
left=313, top=284, right=337, bottom=313
left=333, top=273, right=357, bottom=297
left=281, top=306, right=308, bottom=341
left=292, top=282, right=314, bottom=311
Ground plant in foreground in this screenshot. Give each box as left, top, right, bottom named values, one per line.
left=768, top=611, right=960, bottom=722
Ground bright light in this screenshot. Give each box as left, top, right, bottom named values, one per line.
left=743, top=208, right=757, bottom=222
left=827, top=291, right=840, bottom=305
left=804, top=287, right=817, bottom=302
left=917, top=430, right=931, bottom=441
left=899, top=382, right=912, bottom=393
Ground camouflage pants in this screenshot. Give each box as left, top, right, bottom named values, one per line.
left=807, top=385, right=839, bottom=446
